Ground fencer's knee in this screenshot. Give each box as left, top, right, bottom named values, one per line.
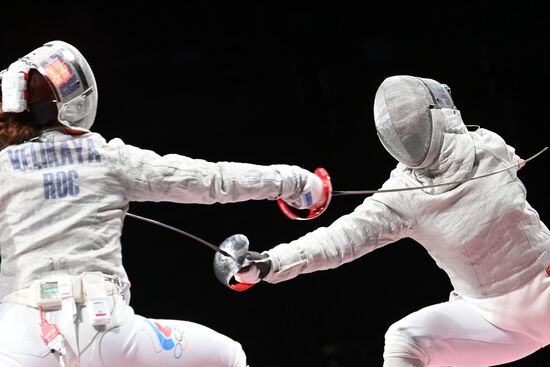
left=383, top=322, right=428, bottom=365
left=233, top=344, right=247, bottom=367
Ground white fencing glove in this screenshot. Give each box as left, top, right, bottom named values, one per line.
left=234, top=251, right=272, bottom=284
left=514, top=154, right=526, bottom=170
left=285, top=172, right=325, bottom=210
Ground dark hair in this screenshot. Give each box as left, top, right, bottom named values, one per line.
left=0, top=70, right=59, bottom=147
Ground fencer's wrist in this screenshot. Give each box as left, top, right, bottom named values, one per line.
left=234, top=268, right=261, bottom=284
left=514, top=154, right=526, bottom=170
left=235, top=251, right=272, bottom=284
left=255, top=252, right=272, bottom=278
left=307, top=173, right=325, bottom=209
left=285, top=172, right=325, bottom=209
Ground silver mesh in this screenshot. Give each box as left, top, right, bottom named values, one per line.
left=373, top=75, right=447, bottom=168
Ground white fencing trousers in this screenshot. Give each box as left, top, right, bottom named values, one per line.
left=0, top=295, right=247, bottom=367
left=383, top=271, right=550, bottom=366
left=383, top=299, right=543, bottom=367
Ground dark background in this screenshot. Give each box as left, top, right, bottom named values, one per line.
left=2, top=2, right=549, bottom=366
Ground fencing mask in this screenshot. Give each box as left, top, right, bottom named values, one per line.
left=373, top=75, right=456, bottom=169
left=0, top=40, right=98, bottom=132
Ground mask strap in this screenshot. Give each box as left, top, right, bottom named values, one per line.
left=14, top=100, right=58, bottom=126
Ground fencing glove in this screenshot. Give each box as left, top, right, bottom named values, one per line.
left=234, top=251, right=272, bottom=284
left=284, top=171, right=325, bottom=210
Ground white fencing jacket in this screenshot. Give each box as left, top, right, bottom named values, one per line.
left=0, top=129, right=314, bottom=299
left=265, top=126, right=550, bottom=299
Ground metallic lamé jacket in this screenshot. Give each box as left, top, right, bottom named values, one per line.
left=0, top=130, right=312, bottom=299
left=265, top=125, right=550, bottom=298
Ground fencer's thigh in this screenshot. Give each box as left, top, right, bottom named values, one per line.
left=384, top=299, right=542, bottom=367
left=0, top=302, right=61, bottom=367
left=82, top=301, right=246, bottom=367
left=0, top=299, right=245, bottom=367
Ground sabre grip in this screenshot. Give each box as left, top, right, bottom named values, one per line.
left=234, top=251, right=272, bottom=285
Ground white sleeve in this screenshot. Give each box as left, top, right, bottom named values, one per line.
left=112, top=139, right=311, bottom=204
left=264, top=197, right=414, bottom=283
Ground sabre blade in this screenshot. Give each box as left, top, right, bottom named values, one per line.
left=125, top=213, right=235, bottom=259
left=333, top=146, right=548, bottom=197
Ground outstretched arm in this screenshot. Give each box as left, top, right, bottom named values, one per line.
left=113, top=138, right=325, bottom=208
left=236, top=197, right=414, bottom=285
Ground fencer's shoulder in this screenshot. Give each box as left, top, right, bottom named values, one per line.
left=79, top=133, right=127, bottom=152
left=103, top=137, right=123, bottom=146
left=471, top=127, right=507, bottom=145
left=98, top=136, right=139, bottom=160
left=103, top=136, right=147, bottom=150
left=370, top=166, right=412, bottom=199
left=102, top=136, right=139, bottom=152
left=103, top=138, right=160, bottom=157
left=84, top=131, right=108, bottom=143
left=388, top=164, right=417, bottom=186
left=369, top=168, right=416, bottom=219
left=470, top=128, right=515, bottom=163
